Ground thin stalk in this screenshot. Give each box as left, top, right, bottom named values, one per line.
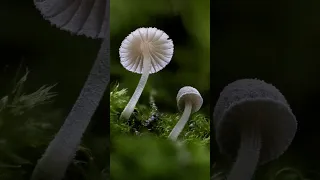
left=227, top=126, right=261, bottom=180
left=120, top=53, right=152, bottom=120
left=168, top=101, right=192, bottom=141
left=31, top=38, right=110, bottom=180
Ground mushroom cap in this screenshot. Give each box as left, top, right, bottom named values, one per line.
left=213, top=79, right=297, bottom=164
left=119, top=27, right=174, bottom=74
left=34, top=0, right=108, bottom=39
left=177, top=86, right=203, bottom=113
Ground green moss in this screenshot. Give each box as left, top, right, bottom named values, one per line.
left=110, top=83, right=210, bottom=145
left=110, top=83, right=210, bottom=180
left=110, top=135, right=210, bottom=180
left=0, top=70, right=61, bottom=180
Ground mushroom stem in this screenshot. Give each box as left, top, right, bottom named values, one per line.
left=31, top=38, right=109, bottom=180
left=227, top=126, right=261, bottom=180
left=168, top=101, right=192, bottom=141
left=120, top=54, right=152, bottom=120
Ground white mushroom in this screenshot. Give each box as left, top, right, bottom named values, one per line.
left=119, top=27, right=174, bottom=120
left=168, top=86, right=203, bottom=141
left=31, top=1, right=109, bottom=179
left=33, top=0, right=108, bottom=38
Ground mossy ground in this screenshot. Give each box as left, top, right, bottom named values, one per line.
left=110, top=83, right=210, bottom=180
left=0, top=72, right=317, bottom=180
left=0, top=71, right=211, bottom=180
left=110, top=84, right=210, bottom=144
left=0, top=71, right=109, bottom=180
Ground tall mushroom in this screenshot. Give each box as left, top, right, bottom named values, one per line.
left=213, top=79, right=297, bottom=180
left=31, top=0, right=109, bottom=180
left=33, top=0, right=108, bottom=38
left=168, top=86, right=203, bottom=141
left=119, top=27, right=174, bottom=120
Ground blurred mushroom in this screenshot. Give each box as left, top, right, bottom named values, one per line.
left=31, top=1, right=109, bottom=180
left=213, top=79, right=297, bottom=180
left=33, top=0, right=108, bottom=38
left=168, top=86, right=203, bottom=141
left=119, top=27, right=174, bottom=120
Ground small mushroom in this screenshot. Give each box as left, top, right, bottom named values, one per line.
left=213, top=79, right=297, bottom=180
left=168, top=86, right=203, bottom=141
left=119, top=27, right=174, bottom=120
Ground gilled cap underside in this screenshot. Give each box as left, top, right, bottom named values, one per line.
left=119, top=27, right=174, bottom=74
left=34, top=0, right=108, bottom=39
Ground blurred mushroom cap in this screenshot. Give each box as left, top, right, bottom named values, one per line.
left=213, top=79, right=297, bottom=164
left=119, top=27, right=174, bottom=74
left=34, top=0, right=108, bottom=39
left=177, top=86, right=203, bottom=113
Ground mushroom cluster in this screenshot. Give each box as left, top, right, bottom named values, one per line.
left=118, top=28, right=205, bottom=141
left=213, top=79, right=297, bottom=180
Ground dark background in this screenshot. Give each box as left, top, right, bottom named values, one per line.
left=0, top=0, right=107, bottom=136
left=211, top=0, right=320, bottom=178
left=0, top=1, right=108, bottom=179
